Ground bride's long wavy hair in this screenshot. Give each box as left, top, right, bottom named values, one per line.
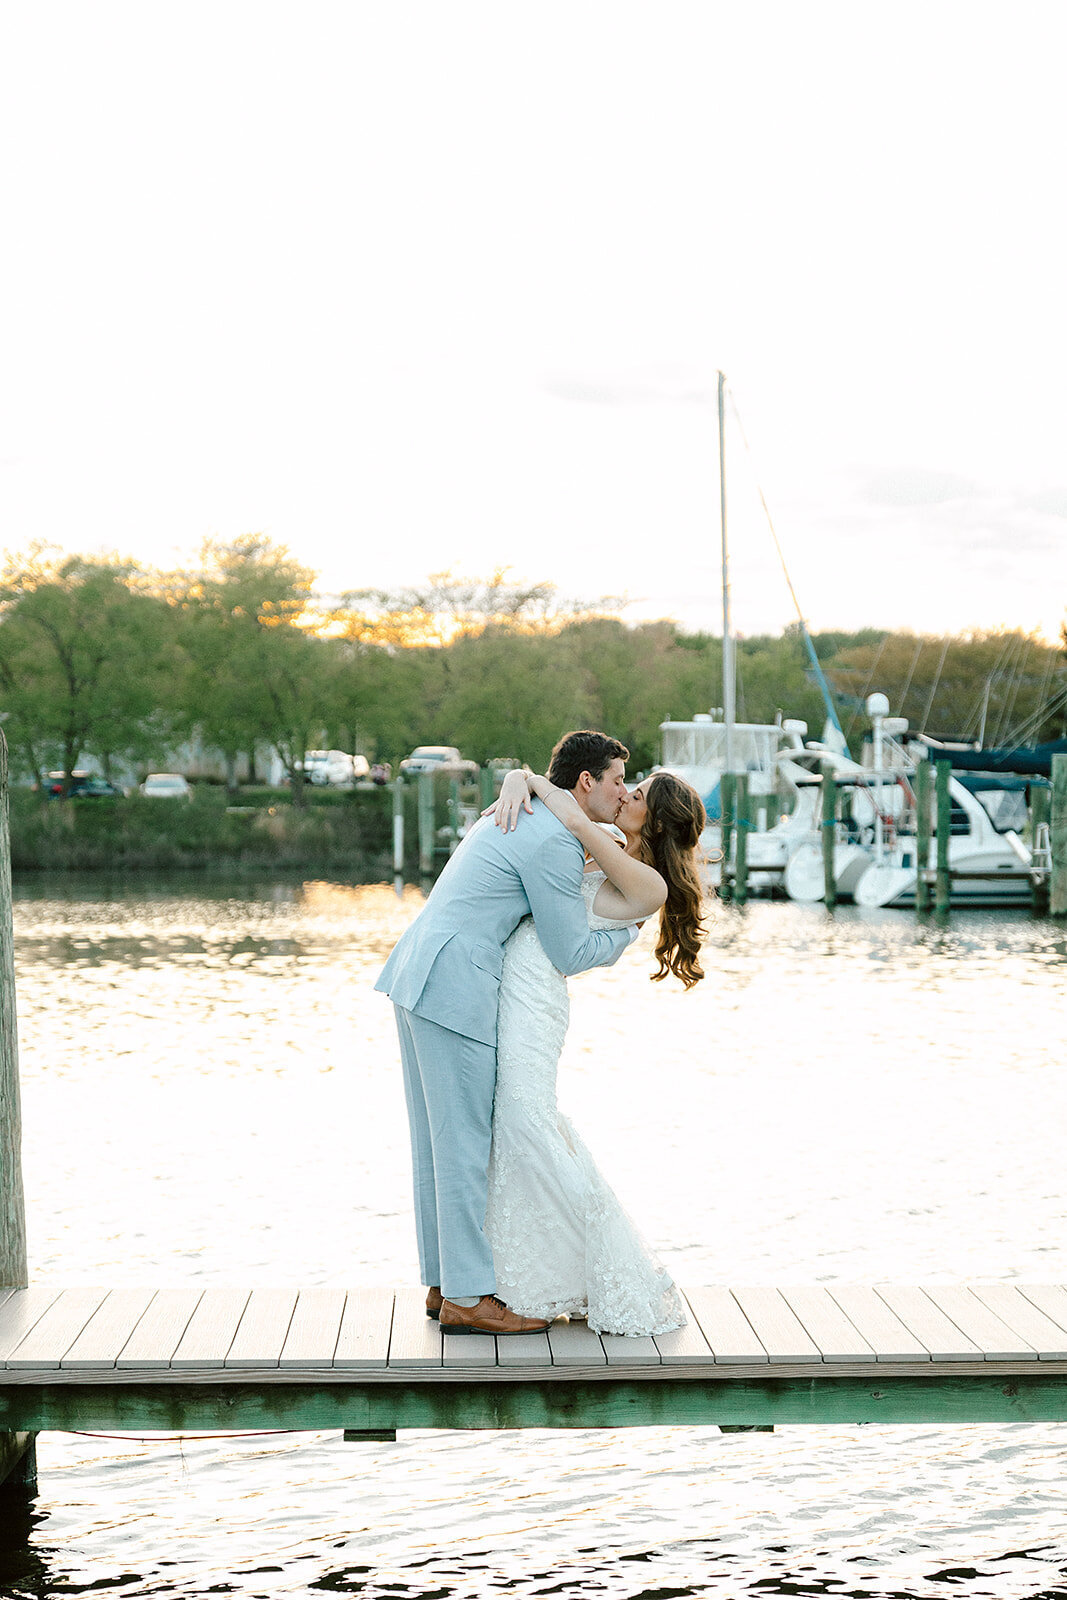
left=635, top=772, right=708, bottom=990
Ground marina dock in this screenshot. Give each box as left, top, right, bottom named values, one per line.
left=4, top=1284, right=1067, bottom=1449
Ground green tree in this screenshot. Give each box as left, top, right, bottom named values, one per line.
left=172, top=536, right=329, bottom=801
left=0, top=546, right=181, bottom=790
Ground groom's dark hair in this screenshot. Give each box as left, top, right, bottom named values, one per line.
left=548, top=730, right=629, bottom=791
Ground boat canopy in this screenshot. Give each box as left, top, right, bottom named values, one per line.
left=925, top=738, right=1067, bottom=777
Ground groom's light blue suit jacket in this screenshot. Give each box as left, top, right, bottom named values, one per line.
left=375, top=799, right=631, bottom=1047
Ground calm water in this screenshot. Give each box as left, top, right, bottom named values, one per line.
left=4, top=876, right=1067, bottom=1598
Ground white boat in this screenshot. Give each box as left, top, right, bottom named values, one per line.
left=852, top=768, right=1036, bottom=907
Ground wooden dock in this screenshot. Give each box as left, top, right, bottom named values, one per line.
left=4, top=1284, right=1067, bottom=1440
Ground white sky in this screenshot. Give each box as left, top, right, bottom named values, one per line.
left=2, top=2, right=1065, bottom=641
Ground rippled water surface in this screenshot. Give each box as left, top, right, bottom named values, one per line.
left=5, top=876, right=1067, bottom=1597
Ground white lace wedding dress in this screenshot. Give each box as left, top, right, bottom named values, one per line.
left=484, top=871, right=685, bottom=1336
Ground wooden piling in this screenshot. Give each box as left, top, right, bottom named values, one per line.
left=718, top=773, right=735, bottom=904
left=734, top=774, right=749, bottom=905
left=1051, top=754, right=1067, bottom=917
left=391, top=778, right=405, bottom=875
left=914, top=759, right=932, bottom=913
left=0, top=733, right=34, bottom=1497
left=935, top=759, right=952, bottom=914
left=821, top=763, right=837, bottom=909
left=0, top=732, right=27, bottom=1291
left=1030, top=783, right=1050, bottom=913
left=448, top=779, right=461, bottom=855
left=417, top=772, right=435, bottom=876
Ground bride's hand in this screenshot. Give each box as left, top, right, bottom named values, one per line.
left=482, top=767, right=534, bottom=831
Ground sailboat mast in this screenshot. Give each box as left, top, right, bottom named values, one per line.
left=718, top=370, right=736, bottom=775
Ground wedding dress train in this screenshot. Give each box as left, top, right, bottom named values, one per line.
left=485, top=872, right=685, bottom=1336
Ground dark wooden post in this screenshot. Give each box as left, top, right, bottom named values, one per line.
left=914, top=759, right=932, bottom=913
left=935, top=759, right=952, bottom=914
left=1051, top=754, right=1067, bottom=917
left=718, top=773, right=735, bottom=904
left=733, top=774, right=749, bottom=906
left=820, top=764, right=838, bottom=909
left=0, top=731, right=34, bottom=1497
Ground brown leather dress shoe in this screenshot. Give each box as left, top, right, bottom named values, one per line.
left=425, top=1286, right=443, bottom=1320
left=439, top=1294, right=550, bottom=1335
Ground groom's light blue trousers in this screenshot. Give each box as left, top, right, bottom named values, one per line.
left=393, top=1004, right=498, bottom=1300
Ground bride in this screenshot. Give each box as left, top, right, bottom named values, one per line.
left=484, top=763, right=707, bottom=1337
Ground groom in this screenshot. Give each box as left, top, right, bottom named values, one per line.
left=375, top=729, right=637, bottom=1334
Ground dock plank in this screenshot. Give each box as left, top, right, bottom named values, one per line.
left=7, top=1289, right=109, bottom=1370
left=496, top=1331, right=554, bottom=1369
left=171, top=1289, right=251, bottom=1370
left=780, top=1288, right=874, bottom=1363
left=547, top=1319, right=606, bottom=1367
left=226, top=1290, right=298, bottom=1369
left=731, top=1288, right=821, bottom=1363
left=876, top=1287, right=981, bottom=1361
left=828, top=1286, right=928, bottom=1361
left=970, top=1285, right=1067, bottom=1360
left=442, top=1332, right=498, bottom=1368
left=117, top=1289, right=204, bottom=1370
left=388, top=1289, right=442, bottom=1370
left=686, top=1287, right=767, bottom=1363
left=61, top=1289, right=157, bottom=1370
left=923, top=1286, right=1037, bottom=1361
left=1018, top=1285, right=1067, bottom=1345
left=279, top=1288, right=347, bottom=1370
left=334, top=1288, right=394, bottom=1370
left=0, top=1288, right=62, bottom=1365
left=653, top=1294, right=715, bottom=1366
left=601, top=1333, right=660, bottom=1366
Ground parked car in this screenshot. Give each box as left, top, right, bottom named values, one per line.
left=295, top=750, right=370, bottom=788
left=399, top=746, right=478, bottom=778
left=45, top=771, right=124, bottom=799
left=140, top=773, right=193, bottom=800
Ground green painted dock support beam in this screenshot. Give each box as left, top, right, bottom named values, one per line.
left=1051, top=754, right=1067, bottom=917
left=417, top=772, right=435, bottom=876
left=7, top=1375, right=1067, bottom=1433
left=914, top=759, right=932, bottom=913
left=935, top=759, right=952, bottom=914
left=820, top=763, right=838, bottom=910
left=718, top=772, right=736, bottom=904
left=0, top=732, right=33, bottom=1499
left=733, top=774, right=749, bottom=906
left=479, top=766, right=494, bottom=810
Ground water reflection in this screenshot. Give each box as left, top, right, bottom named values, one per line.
left=7, top=876, right=1067, bottom=1594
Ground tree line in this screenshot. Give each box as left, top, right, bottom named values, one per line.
left=0, top=536, right=1063, bottom=800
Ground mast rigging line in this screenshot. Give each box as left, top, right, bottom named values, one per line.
left=725, top=388, right=848, bottom=749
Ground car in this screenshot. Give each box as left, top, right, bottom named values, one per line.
left=295, top=750, right=370, bottom=788
left=399, top=746, right=479, bottom=778
left=140, top=773, right=193, bottom=800
left=45, top=771, right=124, bottom=799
